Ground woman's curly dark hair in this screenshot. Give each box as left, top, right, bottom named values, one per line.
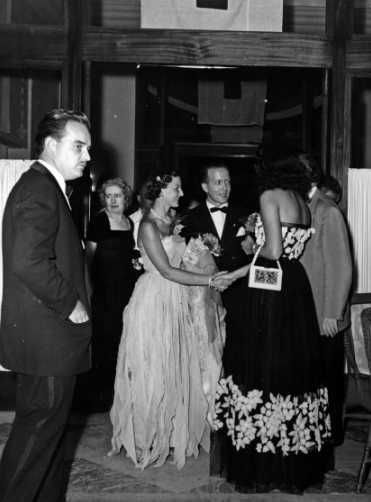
left=256, top=150, right=311, bottom=199
left=145, top=171, right=179, bottom=202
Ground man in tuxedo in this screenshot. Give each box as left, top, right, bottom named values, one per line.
left=298, top=153, right=352, bottom=467
left=183, top=162, right=250, bottom=318
left=0, top=109, right=93, bottom=502
left=182, top=162, right=250, bottom=477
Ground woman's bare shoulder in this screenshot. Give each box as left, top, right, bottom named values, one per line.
left=260, top=188, right=286, bottom=204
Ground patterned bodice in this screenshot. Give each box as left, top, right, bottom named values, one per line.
left=139, top=234, right=186, bottom=272
left=254, top=214, right=314, bottom=261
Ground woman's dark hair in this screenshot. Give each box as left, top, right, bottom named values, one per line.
left=145, top=171, right=179, bottom=202
left=35, top=109, right=91, bottom=158
left=256, top=150, right=312, bottom=198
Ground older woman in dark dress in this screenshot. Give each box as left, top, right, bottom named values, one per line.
left=84, top=178, right=138, bottom=412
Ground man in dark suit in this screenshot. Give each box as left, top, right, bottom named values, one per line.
left=183, top=162, right=250, bottom=318
left=298, top=153, right=352, bottom=468
left=182, top=162, right=250, bottom=477
left=0, top=109, right=93, bottom=502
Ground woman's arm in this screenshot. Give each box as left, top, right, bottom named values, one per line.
left=220, top=264, right=251, bottom=282
left=139, top=220, right=232, bottom=288
left=257, top=190, right=283, bottom=261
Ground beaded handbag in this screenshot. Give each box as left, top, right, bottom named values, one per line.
left=248, top=245, right=282, bottom=291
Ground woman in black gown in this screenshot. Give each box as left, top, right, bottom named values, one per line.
left=214, top=153, right=331, bottom=493
left=85, top=178, right=139, bottom=411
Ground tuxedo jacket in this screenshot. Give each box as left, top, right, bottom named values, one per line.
left=300, top=188, right=352, bottom=334
left=182, top=202, right=250, bottom=273
left=0, top=162, right=92, bottom=376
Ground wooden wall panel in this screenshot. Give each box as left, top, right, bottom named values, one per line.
left=0, top=26, right=67, bottom=60
left=82, top=31, right=332, bottom=67
left=347, top=39, right=371, bottom=69
left=283, top=6, right=326, bottom=33
left=89, top=0, right=140, bottom=29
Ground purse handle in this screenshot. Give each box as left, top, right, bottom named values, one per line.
left=252, top=245, right=282, bottom=271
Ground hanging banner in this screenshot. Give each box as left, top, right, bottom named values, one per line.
left=141, top=0, right=283, bottom=32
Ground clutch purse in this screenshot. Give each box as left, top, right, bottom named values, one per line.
left=248, top=245, right=282, bottom=291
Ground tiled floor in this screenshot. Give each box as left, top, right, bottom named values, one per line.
left=1, top=409, right=371, bottom=501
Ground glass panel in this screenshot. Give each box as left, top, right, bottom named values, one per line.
left=89, top=0, right=140, bottom=29
left=283, top=0, right=326, bottom=34
left=351, top=77, right=371, bottom=169
left=0, top=0, right=63, bottom=25
left=0, top=68, right=61, bottom=159
left=354, top=0, right=371, bottom=35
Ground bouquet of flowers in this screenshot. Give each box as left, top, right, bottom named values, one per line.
left=131, top=249, right=143, bottom=271
left=244, top=212, right=260, bottom=234
left=169, top=211, right=186, bottom=236
left=243, top=212, right=265, bottom=246
left=199, top=233, right=223, bottom=257
left=132, top=257, right=143, bottom=271
left=181, top=234, right=225, bottom=356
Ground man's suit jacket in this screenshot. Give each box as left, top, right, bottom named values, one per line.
left=182, top=201, right=250, bottom=319
left=0, top=161, right=92, bottom=376
left=300, top=187, right=352, bottom=334
left=182, top=202, right=250, bottom=273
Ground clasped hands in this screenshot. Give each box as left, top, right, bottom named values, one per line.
left=209, top=271, right=236, bottom=292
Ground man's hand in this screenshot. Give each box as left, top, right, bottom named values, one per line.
left=241, top=235, right=255, bottom=255
left=68, top=300, right=89, bottom=323
left=322, top=317, right=338, bottom=337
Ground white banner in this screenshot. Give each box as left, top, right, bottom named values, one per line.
left=348, top=168, right=371, bottom=293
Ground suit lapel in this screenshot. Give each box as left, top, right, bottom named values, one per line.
left=31, top=161, right=72, bottom=212
left=308, top=188, right=321, bottom=226
left=200, top=203, right=219, bottom=237
left=220, top=205, right=237, bottom=243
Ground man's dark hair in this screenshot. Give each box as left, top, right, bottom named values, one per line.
left=296, top=152, right=323, bottom=185
left=319, top=174, right=342, bottom=204
left=35, top=109, right=91, bottom=158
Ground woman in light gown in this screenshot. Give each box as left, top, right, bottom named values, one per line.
left=214, top=153, right=331, bottom=493
left=109, top=172, right=231, bottom=470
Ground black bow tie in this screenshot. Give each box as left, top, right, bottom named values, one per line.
left=210, top=206, right=227, bottom=214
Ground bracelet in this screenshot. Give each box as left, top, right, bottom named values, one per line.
left=208, top=275, right=213, bottom=288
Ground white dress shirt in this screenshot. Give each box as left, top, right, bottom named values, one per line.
left=206, top=200, right=228, bottom=238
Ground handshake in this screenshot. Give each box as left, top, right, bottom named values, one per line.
left=209, top=271, right=236, bottom=292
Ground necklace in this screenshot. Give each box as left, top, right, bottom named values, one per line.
left=150, top=208, right=171, bottom=225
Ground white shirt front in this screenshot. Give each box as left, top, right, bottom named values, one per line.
left=206, top=200, right=228, bottom=239
left=308, top=186, right=317, bottom=201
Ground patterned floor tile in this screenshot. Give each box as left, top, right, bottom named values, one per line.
left=64, top=458, right=170, bottom=493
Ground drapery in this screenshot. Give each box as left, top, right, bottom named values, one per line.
left=347, top=168, right=371, bottom=293
left=0, top=159, right=33, bottom=370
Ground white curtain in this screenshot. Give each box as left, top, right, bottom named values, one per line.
left=348, top=168, right=371, bottom=293
left=0, top=159, right=34, bottom=371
